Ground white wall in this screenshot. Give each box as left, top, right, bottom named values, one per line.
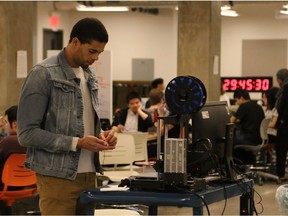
left=221, top=5, right=288, bottom=99
left=36, top=2, right=178, bottom=85
left=37, top=2, right=288, bottom=101
left=221, top=16, right=288, bottom=78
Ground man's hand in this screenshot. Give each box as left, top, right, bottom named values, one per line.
left=99, top=130, right=117, bottom=147
left=77, top=134, right=116, bottom=152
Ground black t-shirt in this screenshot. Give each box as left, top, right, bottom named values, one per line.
left=234, top=101, right=265, bottom=145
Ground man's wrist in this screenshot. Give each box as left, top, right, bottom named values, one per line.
left=71, top=137, right=80, bottom=151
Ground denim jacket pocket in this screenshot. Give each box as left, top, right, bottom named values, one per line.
left=52, top=80, right=76, bottom=108
left=50, top=79, right=78, bottom=135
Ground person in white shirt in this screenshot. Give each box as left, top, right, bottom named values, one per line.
left=112, top=91, right=154, bottom=133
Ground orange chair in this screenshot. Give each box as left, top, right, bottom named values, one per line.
left=0, top=153, right=37, bottom=207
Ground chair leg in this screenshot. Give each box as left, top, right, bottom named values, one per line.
left=0, top=202, right=11, bottom=215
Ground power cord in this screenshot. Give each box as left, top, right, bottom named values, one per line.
left=232, top=166, right=262, bottom=215
left=173, top=185, right=211, bottom=216
left=192, top=138, right=229, bottom=216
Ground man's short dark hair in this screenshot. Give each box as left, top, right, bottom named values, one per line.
left=149, top=89, right=164, bottom=105
left=5, top=105, right=18, bottom=127
left=69, top=17, right=109, bottom=44
left=151, top=78, right=164, bottom=89
left=276, top=68, right=288, bottom=83
left=233, top=89, right=250, bottom=100
left=126, top=91, right=141, bottom=103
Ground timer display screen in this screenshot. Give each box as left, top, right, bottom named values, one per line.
left=221, top=77, right=273, bottom=92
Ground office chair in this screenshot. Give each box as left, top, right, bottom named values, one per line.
left=234, top=118, right=279, bottom=185
left=0, top=154, right=37, bottom=207
left=99, top=133, right=140, bottom=182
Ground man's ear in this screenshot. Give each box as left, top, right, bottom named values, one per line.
left=71, top=37, right=80, bottom=46
left=12, top=120, right=17, bottom=130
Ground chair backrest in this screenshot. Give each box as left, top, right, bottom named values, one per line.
left=125, top=132, right=149, bottom=162
left=233, top=118, right=272, bottom=154
left=2, top=153, right=36, bottom=188
left=99, top=133, right=135, bottom=166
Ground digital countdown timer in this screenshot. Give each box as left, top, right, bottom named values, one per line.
left=221, top=77, right=273, bottom=92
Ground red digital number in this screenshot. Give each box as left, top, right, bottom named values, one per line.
left=230, top=79, right=238, bottom=91
left=262, top=79, right=270, bottom=91
left=255, top=79, right=262, bottom=91
left=222, top=79, right=230, bottom=91
left=246, top=79, right=253, bottom=91
left=238, top=79, right=246, bottom=90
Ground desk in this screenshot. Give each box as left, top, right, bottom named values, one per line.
left=80, top=178, right=254, bottom=215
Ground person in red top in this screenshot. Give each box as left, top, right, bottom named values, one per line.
left=0, top=105, right=26, bottom=214
left=0, top=105, right=26, bottom=189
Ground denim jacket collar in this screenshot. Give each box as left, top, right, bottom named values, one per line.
left=57, top=49, right=99, bottom=108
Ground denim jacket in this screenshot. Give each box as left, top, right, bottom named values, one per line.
left=18, top=49, right=102, bottom=180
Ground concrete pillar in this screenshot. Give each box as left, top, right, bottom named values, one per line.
left=0, top=2, right=36, bottom=114
left=177, top=1, right=221, bottom=101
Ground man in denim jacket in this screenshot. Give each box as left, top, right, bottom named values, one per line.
left=18, top=17, right=117, bottom=215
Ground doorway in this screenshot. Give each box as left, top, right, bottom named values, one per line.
left=43, top=29, right=63, bottom=59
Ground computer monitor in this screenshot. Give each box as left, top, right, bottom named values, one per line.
left=188, top=101, right=233, bottom=177
left=191, top=101, right=230, bottom=145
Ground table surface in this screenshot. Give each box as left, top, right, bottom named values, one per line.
left=81, top=178, right=254, bottom=215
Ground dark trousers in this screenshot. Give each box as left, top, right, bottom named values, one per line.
left=276, top=127, right=288, bottom=178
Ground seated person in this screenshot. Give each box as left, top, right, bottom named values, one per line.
left=112, top=91, right=154, bottom=133
left=230, top=89, right=265, bottom=164
left=0, top=116, right=7, bottom=141
left=145, top=89, right=170, bottom=131
left=263, top=87, right=279, bottom=139
left=0, top=105, right=27, bottom=214
left=145, top=78, right=165, bottom=109
left=148, top=104, right=182, bottom=160
left=145, top=88, right=165, bottom=121
left=0, top=105, right=27, bottom=190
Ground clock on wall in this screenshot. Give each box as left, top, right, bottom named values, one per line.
left=221, top=77, right=273, bottom=92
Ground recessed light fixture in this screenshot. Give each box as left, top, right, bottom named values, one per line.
left=221, top=4, right=239, bottom=17
left=221, top=5, right=231, bottom=10
left=221, top=9, right=239, bottom=17
left=76, top=5, right=129, bottom=12
left=280, top=9, right=288, bottom=15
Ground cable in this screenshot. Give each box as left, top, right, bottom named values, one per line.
left=232, top=171, right=261, bottom=216
left=192, top=138, right=229, bottom=216
left=206, top=153, right=228, bottom=216
left=173, top=185, right=211, bottom=216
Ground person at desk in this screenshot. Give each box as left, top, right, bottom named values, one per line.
left=230, top=89, right=265, bottom=164
left=0, top=115, right=7, bottom=141
left=262, top=87, right=279, bottom=163
left=145, top=78, right=165, bottom=109
left=0, top=105, right=26, bottom=188
left=0, top=105, right=26, bottom=214
left=145, top=88, right=165, bottom=121
left=112, top=91, right=154, bottom=133
left=17, top=18, right=117, bottom=215
left=220, top=88, right=231, bottom=107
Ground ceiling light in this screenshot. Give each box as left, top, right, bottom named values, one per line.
left=280, top=9, right=288, bottom=15
left=221, top=10, right=239, bottom=17
left=76, top=5, right=129, bottom=12
left=221, top=5, right=231, bottom=10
